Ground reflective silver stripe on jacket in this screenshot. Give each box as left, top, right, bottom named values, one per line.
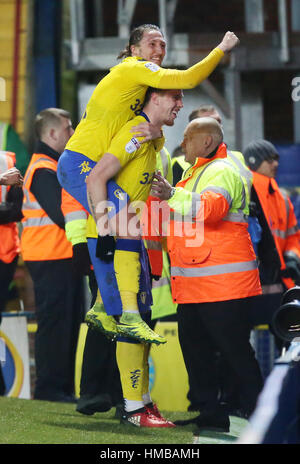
left=222, top=211, right=248, bottom=223
left=171, top=259, right=257, bottom=278
left=22, top=217, right=55, bottom=228
left=191, top=161, right=215, bottom=193
left=65, top=211, right=87, bottom=223
left=227, top=151, right=253, bottom=199
left=192, top=158, right=247, bottom=223
left=23, top=156, right=57, bottom=208
left=200, top=185, right=233, bottom=208
left=190, top=160, right=235, bottom=219
left=160, top=148, right=169, bottom=179
left=276, top=189, right=298, bottom=238
left=0, top=152, right=9, bottom=201
left=286, top=225, right=299, bottom=236
left=152, top=276, right=170, bottom=289
left=273, top=229, right=286, bottom=239
left=273, top=224, right=299, bottom=239
left=23, top=200, right=42, bottom=210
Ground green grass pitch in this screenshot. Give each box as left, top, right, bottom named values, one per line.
left=0, top=396, right=248, bottom=445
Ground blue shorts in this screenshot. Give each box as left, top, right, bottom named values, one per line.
left=88, top=237, right=152, bottom=316
left=57, top=149, right=129, bottom=217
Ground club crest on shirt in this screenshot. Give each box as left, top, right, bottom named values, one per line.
left=114, top=189, right=125, bottom=201
left=145, top=62, right=159, bottom=72
left=125, top=137, right=141, bottom=154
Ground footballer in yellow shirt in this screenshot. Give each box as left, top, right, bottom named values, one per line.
left=66, top=51, right=224, bottom=162
left=58, top=25, right=238, bottom=222
left=83, top=87, right=183, bottom=332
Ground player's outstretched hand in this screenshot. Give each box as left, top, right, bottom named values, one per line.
left=218, top=31, right=239, bottom=53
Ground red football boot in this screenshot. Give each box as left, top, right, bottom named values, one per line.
left=145, top=403, right=176, bottom=427
left=121, top=408, right=175, bottom=428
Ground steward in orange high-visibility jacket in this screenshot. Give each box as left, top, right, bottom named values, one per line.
left=164, top=142, right=261, bottom=304
left=252, top=171, right=300, bottom=289
left=244, top=139, right=300, bottom=331
left=151, top=117, right=263, bottom=428
left=20, top=108, right=84, bottom=403
left=0, top=150, right=24, bottom=396
left=0, top=151, right=22, bottom=264
left=21, top=153, right=73, bottom=261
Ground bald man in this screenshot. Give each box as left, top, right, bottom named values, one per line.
left=152, top=117, right=263, bottom=433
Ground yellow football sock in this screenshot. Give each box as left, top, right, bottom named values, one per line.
left=114, top=249, right=141, bottom=319
left=95, top=290, right=103, bottom=304
left=142, top=344, right=150, bottom=397
left=116, top=340, right=145, bottom=410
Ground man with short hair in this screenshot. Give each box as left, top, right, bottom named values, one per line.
left=21, top=108, right=85, bottom=402
left=189, top=104, right=222, bottom=124
left=244, top=139, right=300, bottom=326
left=0, top=158, right=23, bottom=395
left=152, top=117, right=263, bottom=432
left=185, top=104, right=254, bottom=416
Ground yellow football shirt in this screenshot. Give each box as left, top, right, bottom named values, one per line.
left=86, top=114, right=157, bottom=238
left=66, top=49, right=224, bottom=162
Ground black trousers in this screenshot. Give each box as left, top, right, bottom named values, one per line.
left=26, top=259, right=85, bottom=399
left=177, top=297, right=264, bottom=416
left=0, top=256, right=19, bottom=395
left=0, top=256, right=19, bottom=322
left=217, top=292, right=284, bottom=409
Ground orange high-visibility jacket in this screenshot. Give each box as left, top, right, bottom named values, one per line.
left=252, top=171, right=300, bottom=288
left=21, top=153, right=72, bottom=261
left=0, top=150, right=20, bottom=263
left=167, top=143, right=261, bottom=304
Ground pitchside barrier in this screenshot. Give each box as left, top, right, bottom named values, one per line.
left=0, top=313, right=280, bottom=408
left=0, top=311, right=31, bottom=398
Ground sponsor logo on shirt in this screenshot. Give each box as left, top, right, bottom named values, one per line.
left=125, top=137, right=141, bottom=154
left=145, top=62, right=159, bottom=72
left=79, top=161, right=92, bottom=174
